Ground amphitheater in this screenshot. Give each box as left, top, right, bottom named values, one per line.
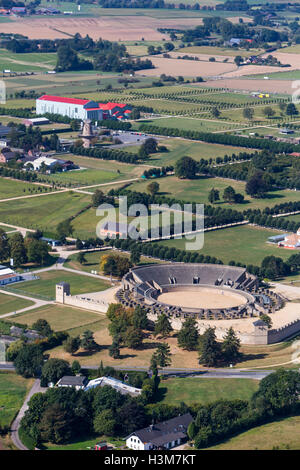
left=117, top=263, right=300, bottom=345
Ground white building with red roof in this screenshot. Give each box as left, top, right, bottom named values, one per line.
left=36, top=95, right=103, bottom=121
left=36, top=95, right=132, bottom=121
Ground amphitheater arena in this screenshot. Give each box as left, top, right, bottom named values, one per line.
left=116, top=263, right=300, bottom=345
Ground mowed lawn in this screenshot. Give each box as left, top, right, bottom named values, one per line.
left=0, top=191, right=91, bottom=232
left=144, top=138, right=253, bottom=166
left=0, top=372, right=34, bottom=427
left=206, top=416, right=300, bottom=450
left=10, top=304, right=106, bottom=332
left=157, top=225, right=291, bottom=266
left=0, top=293, right=34, bottom=316
left=12, top=270, right=111, bottom=300
left=0, top=178, right=51, bottom=200
left=128, top=174, right=299, bottom=212
left=138, top=117, right=238, bottom=134
left=42, top=168, right=127, bottom=187
left=158, top=377, right=258, bottom=406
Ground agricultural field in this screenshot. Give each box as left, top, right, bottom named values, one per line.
left=0, top=48, right=56, bottom=73
left=206, top=416, right=300, bottom=450
left=177, top=46, right=261, bottom=57
left=11, top=270, right=111, bottom=300
left=155, top=225, right=292, bottom=266
left=0, top=292, right=34, bottom=316
left=138, top=116, right=239, bottom=131
left=157, top=377, right=259, bottom=406
left=0, top=191, right=91, bottom=234
left=0, top=372, right=34, bottom=428
left=10, top=303, right=107, bottom=332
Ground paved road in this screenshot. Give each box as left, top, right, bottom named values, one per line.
left=10, top=379, right=47, bottom=451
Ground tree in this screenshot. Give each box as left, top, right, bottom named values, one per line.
left=77, top=252, right=86, bottom=264
left=124, top=326, right=143, bottom=349
left=14, top=344, right=44, bottom=378
left=222, top=327, right=241, bottom=363
left=38, top=403, right=73, bottom=444
left=9, top=232, right=27, bottom=267
left=243, top=107, right=254, bottom=120
left=147, top=181, right=160, bottom=196
left=132, top=305, right=148, bottom=330
left=177, top=317, right=199, bottom=351
left=0, top=228, right=9, bottom=262
left=252, top=369, right=300, bottom=412
left=154, top=313, right=173, bottom=339
left=109, top=338, right=121, bottom=359
left=286, top=103, right=298, bottom=117
left=56, top=219, right=73, bottom=241
left=71, top=360, right=81, bottom=375
left=263, top=106, right=275, bottom=119
left=198, top=327, right=222, bottom=367
left=175, top=156, right=197, bottom=179
left=93, top=409, right=116, bottom=436
left=211, top=107, right=220, bottom=118
left=63, top=336, right=80, bottom=355
left=151, top=343, right=172, bottom=368
left=234, top=55, right=243, bottom=66
left=80, top=330, right=98, bottom=352
left=246, top=171, right=269, bottom=198
left=223, top=186, right=236, bottom=204
left=208, top=188, right=220, bottom=204
left=32, top=319, right=53, bottom=337
left=130, top=247, right=141, bottom=266
left=41, top=358, right=71, bottom=386
left=260, top=314, right=272, bottom=329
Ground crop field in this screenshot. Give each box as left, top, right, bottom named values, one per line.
left=207, top=416, right=300, bottom=450
left=11, top=270, right=110, bottom=300
left=0, top=191, right=91, bottom=233
left=158, top=377, right=258, bottom=406
left=156, top=225, right=292, bottom=266
left=11, top=303, right=106, bottom=332
left=0, top=292, right=34, bottom=316
left=0, top=178, right=52, bottom=200
left=0, top=372, right=34, bottom=427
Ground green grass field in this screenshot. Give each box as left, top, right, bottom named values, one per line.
left=0, top=292, right=34, bottom=316
left=0, top=178, right=51, bottom=199
left=39, top=168, right=127, bottom=187
left=11, top=270, right=110, bottom=300
left=0, top=49, right=56, bottom=73
left=206, top=415, right=300, bottom=450
left=0, top=372, right=34, bottom=427
left=138, top=116, right=238, bottom=131
left=0, top=191, right=91, bottom=233
left=158, top=377, right=259, bottom=406
left=157, top=225, right=291, bottom=265
left=128, top=174, right=300, bottom=212
left=10, top=303, right=106, bottom=332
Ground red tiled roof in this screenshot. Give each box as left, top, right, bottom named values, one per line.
left=99, top=102, right=127, bottom=111
left=37, top=95, right=91, bottom=105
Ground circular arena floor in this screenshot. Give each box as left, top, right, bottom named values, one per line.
left=157, top=287, right=248, bottom=310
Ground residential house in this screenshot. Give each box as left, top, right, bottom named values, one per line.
left=56, top=375, right=89, bottom=390
left=126, top=413, right=193, bottom=450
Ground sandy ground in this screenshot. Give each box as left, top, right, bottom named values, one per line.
left=82, top=285, right=120, bottom=304
left=157, top=288, right=247, bottom=309
left=200, top=78, right=295, bottom=94
left=136, top=56, right=237, bottom=77
left=196, top=301, right=300, bottom=334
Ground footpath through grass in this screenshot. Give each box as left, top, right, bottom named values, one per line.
left=0, top=292, right=34, bottom=316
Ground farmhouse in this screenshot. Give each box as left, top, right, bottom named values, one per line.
left=278, top=228, right=300, bottom=249
left=126, top=413, right=193, bottom=450
left=36, top=95, right=132, bottom=121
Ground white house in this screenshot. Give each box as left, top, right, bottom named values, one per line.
left=0, top=264, right=22, bottom=286
left=25, top=156, right=58, bottom=171
left=126, top=413, right=193, bottom=450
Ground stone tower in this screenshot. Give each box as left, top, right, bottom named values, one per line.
left=56, top=282, right=70, bottom=304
